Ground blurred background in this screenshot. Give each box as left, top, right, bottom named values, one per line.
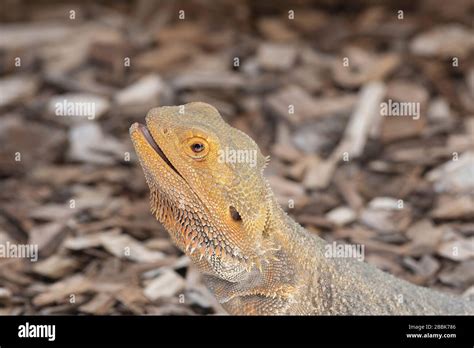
left=0, top=0, right=473, bottom=314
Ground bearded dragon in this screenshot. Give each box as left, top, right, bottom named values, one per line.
left=130, top=102, right=473, bottom=315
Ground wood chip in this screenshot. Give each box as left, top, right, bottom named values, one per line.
left=427, top=151, right=474, bottom=194
left=333, top=170, right=364, bottom=212
left=266, top=85, right=316, bottom=123
left=155, top=22, right=205, bottom=44
left=114, top=74, right=166, bottom=113
left=335, top=82, right=386, bottom=158
left=332, top=50, right=399, bottom=88
left=437, top=237, right=474, bottom=261
left=267, top=175, right=305, bottom=198
left=33, top=274, right=93, bottom=307
left=114, top=287, right=148, bottom=314
left=402, top=255, right=440, bottom=278
left=360, top=197, right=411, bottom=234
left=79, top=293, right=116, bottom=315
left=257, top=17, right=298, bottom=42
left=439, top=260, right=474, bottom=287
left=144, top=269, right=185, bottom=301
left=326, top=206, right=356, bottom=226
left=405, top=220, right=443, bottom=256
left=172, top=71, right=244, bottom=90
left=29, top=204, right=76, bottom=221
left=431, top=195, right=474, bottom=220
left=135, top=44, right=195, bottom=72
left=28, top=222, right=65, bottom=257
left=302, top=155, right=335, bottom=190
left=257, top=43, right=297, bottom=71
left=271, top=143, right=302, bottom=163
left=386, top=80, right=429, bottom=106
left=101, top=232, right=166, bottom=263
left=0, top=116, right=66, bottom=175
left=68, top=123, right=128, bottom=165
left=0, top=287, right=12, bottom=301
left=33, top=255, right=79, bottom=279
left=63, top=231, right=108, bottom=250
left=0, top=75, right=38, bottom=108
left=0, top=22, right=77, bottom=49
left=65, top=229, right=165, bottom=263
left=410, top=24, right=474, bottom=58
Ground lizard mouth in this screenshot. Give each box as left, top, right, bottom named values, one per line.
left=134, top=123, right=182, bottom=176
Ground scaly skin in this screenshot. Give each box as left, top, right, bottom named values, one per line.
left=130, top=102, right=473, bottom=315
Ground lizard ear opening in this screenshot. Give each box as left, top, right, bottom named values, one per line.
left=229, top=206, right=242, bottom=221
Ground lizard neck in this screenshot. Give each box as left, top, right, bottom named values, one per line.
left=263, top=195, right=327, bottom=264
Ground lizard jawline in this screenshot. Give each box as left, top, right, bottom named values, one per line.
left=136, top=123, right=182, bottom=177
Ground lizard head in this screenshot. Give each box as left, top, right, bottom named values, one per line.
left=130, top=102, right=275, bottom=279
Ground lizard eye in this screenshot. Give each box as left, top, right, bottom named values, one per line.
left=191, top=142, right=205, bottom=153
left=184, top=137, right=209, bottom=159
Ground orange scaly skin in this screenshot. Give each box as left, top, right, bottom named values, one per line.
left=130, top=102, right=473, bottom=315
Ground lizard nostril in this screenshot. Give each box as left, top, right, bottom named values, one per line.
left=229, top=206, right=242, bottom=221
left=162, top=128, right=168, bottom=135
